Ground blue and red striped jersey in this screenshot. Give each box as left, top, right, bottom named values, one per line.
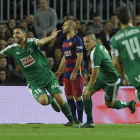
left=62, top=35, right=84, bottom=78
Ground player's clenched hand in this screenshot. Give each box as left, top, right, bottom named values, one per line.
left=83, top=89, right=91, bottom=101
left=70, top=72, right=77, bottom=82
left=55, top=72, right=61, bottom=80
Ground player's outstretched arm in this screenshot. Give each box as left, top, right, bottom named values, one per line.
left=37, top=28, right=61, bottom=46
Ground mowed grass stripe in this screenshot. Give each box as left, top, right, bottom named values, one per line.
left=0, top=124, right=140, bottom=140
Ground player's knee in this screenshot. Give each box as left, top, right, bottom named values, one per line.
left=38, top=99, right=49, bottom=105
left=54, top=93, right=65, bottom=106
left=37, top=94, right=49, bottom=105
left=74, top=96, right=82, bottom=102
left=56, top=98, right=64, bottom=105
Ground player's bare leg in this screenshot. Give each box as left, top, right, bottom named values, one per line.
left=37, top=93, right=60, bottom=112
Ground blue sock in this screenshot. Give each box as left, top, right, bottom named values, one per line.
left=67, top=99, right=77, bottom=122
left=76, top=99, right=83, bottom=123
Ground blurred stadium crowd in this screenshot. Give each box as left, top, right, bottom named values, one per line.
left=0, top=0, right=140, bottom=85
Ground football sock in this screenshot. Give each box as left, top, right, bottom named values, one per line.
left=76, top=99, right=83, bottom=123
left=83, top=98, right=93, bottom=123
left=67, top=99, right=77, bottom=122
left=60, top=101, right=74, bottom=122
left=113, top=100, right=129, bottom=109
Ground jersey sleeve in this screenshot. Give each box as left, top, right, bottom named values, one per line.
left=90, top=49, right=101, bottom=68
left=27, top=38, right=39, bottom=49
left=111, top=49, right=119, bottom=57
left=74, top=36, right=84, bottom=53
left=110, top=36, right=117, bottom=49
left=0, top=45, right=13, bottom=56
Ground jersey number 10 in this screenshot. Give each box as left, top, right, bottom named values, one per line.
left=122, top=37, right=140, bottom=60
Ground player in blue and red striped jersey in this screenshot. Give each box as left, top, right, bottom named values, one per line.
left=55, top=20, right=85, bottom=126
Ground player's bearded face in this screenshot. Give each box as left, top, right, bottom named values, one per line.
left=14, top=35, right=24, bottom=44
left=13, top=29, right=25, bottom=44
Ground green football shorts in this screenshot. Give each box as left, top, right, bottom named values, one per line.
left=28, top=74, right=62, bottom=100
left=92, top=77, right=120, bottom=102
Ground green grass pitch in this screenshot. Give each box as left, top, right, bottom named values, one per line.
left=0, top=124, right=140, bottom=140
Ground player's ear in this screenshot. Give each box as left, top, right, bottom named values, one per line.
left=93, top=40, right=96, bottom=46
left=24, top=32, right=26, bottom=38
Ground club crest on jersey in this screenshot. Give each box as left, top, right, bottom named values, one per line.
left=20, top=55, right=35, bottom=67
left=69, top=42, right=72, bottom=46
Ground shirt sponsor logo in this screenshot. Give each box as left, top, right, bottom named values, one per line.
left=20, top=55, right=35, bottom=67
left=64, top=50, right=72, bottom=57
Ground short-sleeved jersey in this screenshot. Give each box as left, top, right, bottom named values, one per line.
left=62, top=35, right=84, bottom=78
left=110, top=26, right=140, bottom=87
left=1, top=38, right=51, bottom=86
left=91, top=43, right=120, bottom=84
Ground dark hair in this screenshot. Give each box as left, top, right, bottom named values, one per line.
left=14, top=26, right=26, bottom=33
left=7, top=36, right=14, bottom=39
left=0, top=57, right=7, bottom=60
left=8, top=18, right=17, bottom=26
left=0, top=67, right=8, bottom=77
left=47, top=55, right=54, bottom=59
left=92, top=12, right=100, bottom=19
left=0, top=23, right=7, bottom=27
left=84, top=31, right=94, bottom=37
left=103, top=21, right=111, bottom=28
left=54, top=47, right=63, bottom=51
left=74, top=18, right=81, bottom=24
left=84, top=31, right=96, bottom=41
left=116, top=7, right=131, bottom=24
left=110, top=13, right=117, bottom=18
left=81, top=22, right=87, bottom=25
left=137, top=22, right=140, bottom=26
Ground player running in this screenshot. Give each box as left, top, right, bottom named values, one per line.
left=110, top=7, right=140, bottom=102
left=81, top=32, right=136, bottom=128
left=0, top=26, right=77, bottom=127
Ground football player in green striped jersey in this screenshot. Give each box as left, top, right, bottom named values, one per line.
left=110, top=7, right=140, bottom=102
left=81, top=32, right=136, bottom=128
left=0, top=26, right=77, bottom=126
